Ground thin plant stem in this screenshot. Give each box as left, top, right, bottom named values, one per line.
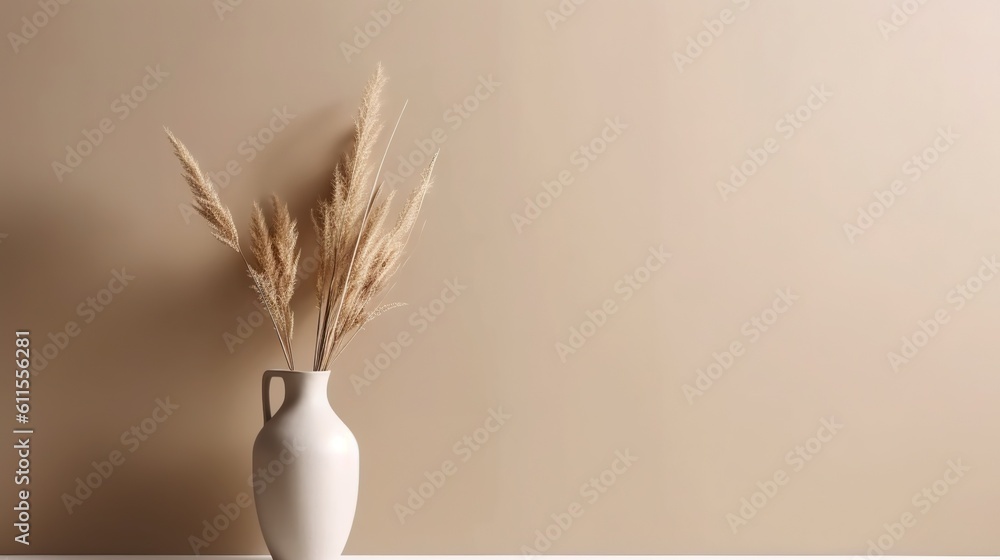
left=314, top=242, right=339, bottom=371
left=312, top=240, right=329, bottom=371
left=239, top=251, right=293, bottom=369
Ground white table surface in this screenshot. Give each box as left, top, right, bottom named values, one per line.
left=2, top=554, right=998, bottom=560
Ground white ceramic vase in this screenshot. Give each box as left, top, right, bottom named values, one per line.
left=252, top=370, right=359, bottom=559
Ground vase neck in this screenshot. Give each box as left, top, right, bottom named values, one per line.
left=281, top=371, right=331, bottom=407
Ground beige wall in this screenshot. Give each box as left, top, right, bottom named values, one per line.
left=2, top=0, right=999, bottom=554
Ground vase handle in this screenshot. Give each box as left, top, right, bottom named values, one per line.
left=262, top=370, right=281, bottom=424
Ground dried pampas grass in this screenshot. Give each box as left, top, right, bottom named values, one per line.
left=166, top=63, right=437, bottom=371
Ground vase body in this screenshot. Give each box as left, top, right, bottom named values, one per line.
left=252, top=370, right=359, bottom=559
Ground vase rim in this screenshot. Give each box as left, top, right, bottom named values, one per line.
left=264, top=369, right=331, bottom=375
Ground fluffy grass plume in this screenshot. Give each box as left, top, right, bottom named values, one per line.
left=165, top=129, right=240, bottom=252
left=313, top=64, right=438, bottom=370
left=166, top=63, right=438, bottom=372
left=165, top=129, right=297, bottom=369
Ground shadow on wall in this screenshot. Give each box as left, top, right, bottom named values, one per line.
left=1, top=107, right=359, bottom=553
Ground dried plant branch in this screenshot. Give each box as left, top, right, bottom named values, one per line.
left=164, top=128, right=240, bottom=252
left=328, top=152, right=436, bottom=353
left=272, top=195, right=300, bottom=369
left=257, top=194, right=300, bottom=369
left=166, top=64, right=438, bottom=374
left=327, top=280, right=400, bottom=367
left=250, top=202, right=276, bottom=281
left=364, top=302, right=407, bottom=324
left=318, top=97, right=409, bottom=371
left=166, top=129, right=294, bottom=369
